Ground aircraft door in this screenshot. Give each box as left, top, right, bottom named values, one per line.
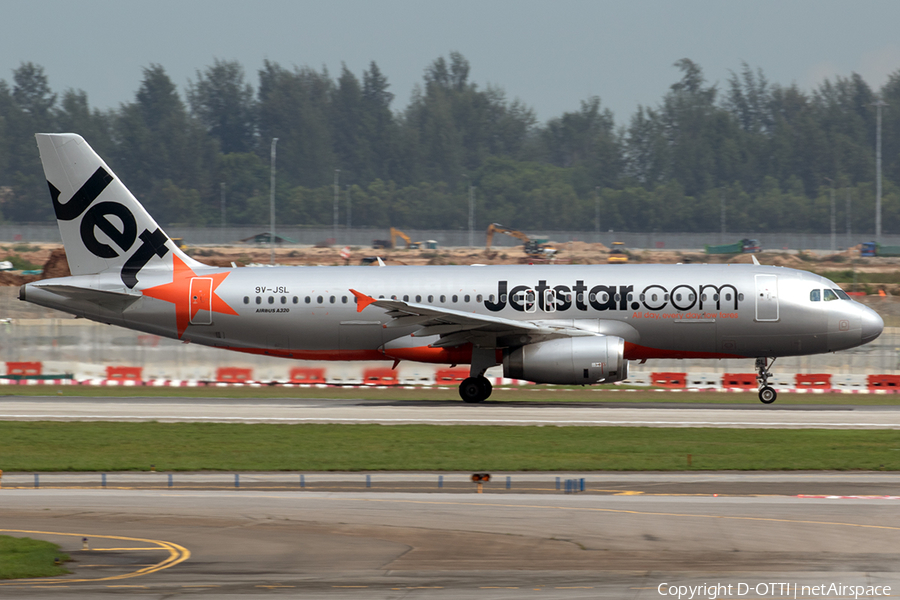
left=190, top=277, right=213, bottom=325
left=754, top=274, right=779, bottom=322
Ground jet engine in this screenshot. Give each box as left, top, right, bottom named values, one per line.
left=503, top=336, right=628, bottom=385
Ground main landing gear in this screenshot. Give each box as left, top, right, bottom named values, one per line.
left=756, top=357, right=777, bottom=404
left=459, top=376, right=492, bottom=403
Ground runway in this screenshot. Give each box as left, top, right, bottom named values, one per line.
left=2, top=395, right=900, bottom=428
left=2, top=482, right=899, bottom=599
left=4, top=396, right=899, bottom=597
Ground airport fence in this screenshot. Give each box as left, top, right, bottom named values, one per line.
left=0, top=224, right=896, bottom=250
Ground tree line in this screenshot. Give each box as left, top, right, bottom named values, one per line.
left=0, top=54, right=898, bottom=234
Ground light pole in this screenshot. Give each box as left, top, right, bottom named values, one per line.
left=463, top=174, right=474, bottom=247
left=846, top=187, right=852, bottom=249
left=346, top=184, right=351, bottom=232
left=220, top=182, right=226, bottom=230
left=595, top=186, right=600, bottom=243
left=269, top=137, right=278, bottom=265
left=334, top=169, right=340, bottom=245
left=873, top=98, right=888, bottom=242
left=720, top=191, right=726, bottom=243
left=825, top=177, right=835, bottom=252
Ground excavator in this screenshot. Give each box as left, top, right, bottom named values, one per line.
left=372, top=228, right=437, bottom=250
left=485, top=223, right=557, bottom=257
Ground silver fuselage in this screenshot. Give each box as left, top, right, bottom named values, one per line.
left=21, top=262, right=883, bottom=364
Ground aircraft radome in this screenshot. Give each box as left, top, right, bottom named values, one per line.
left=20, top=134, right=884, bottom=404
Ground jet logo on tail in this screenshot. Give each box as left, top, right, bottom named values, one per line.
left=48, top=165, right=170, bottom=288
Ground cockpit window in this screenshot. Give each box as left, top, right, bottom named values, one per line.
left=833, top=288, right=850, bottom=300
left=810, top=289, right=821, bottom=302
left=823, top=289, right=839, bottom=301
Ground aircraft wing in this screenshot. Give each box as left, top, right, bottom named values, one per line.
left=350, top=289, right=598, bottom=348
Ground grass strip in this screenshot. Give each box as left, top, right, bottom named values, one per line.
left=1, top=422, right=900, bottom=471
left=0, top=535, right=69, bottom=580
left=2, top=385, right=899, bottom=405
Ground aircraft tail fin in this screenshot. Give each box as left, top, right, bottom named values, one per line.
left=35, top=133, right=203, bottom=288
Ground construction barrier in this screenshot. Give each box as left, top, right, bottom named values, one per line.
left=434, top=368, right=470, bottom=384
left=105, top=366, right=143, bottom=382
left=650, top=372, right=687, bottom=388
left=215, top=367, right=253, bottom=383
left=722, top=373, right=757, bottom=389
left=289, top=367, right=327, bottom=385
left=6, top=361, right=42, bottom=376
left=867, top=374, right=900, bottom=390
left=795, top=373, right=831, bottom=388
left=362, top=367, right=399, bottom=385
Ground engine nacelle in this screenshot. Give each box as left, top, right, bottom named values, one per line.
left=503, top=336, right=628, bottom=385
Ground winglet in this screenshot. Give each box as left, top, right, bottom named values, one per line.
left=350, top=289, right=377, bottom=312
left=751, top=255, right=760, bottom=266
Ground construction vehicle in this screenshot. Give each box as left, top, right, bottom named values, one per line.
left=705, top=239, right=761, bottom=254
left=608, top=241, right=628, bottom=263
left=372, top=228, right=432, bottom=250
left=485, top=223, right=557, bottom=257
left=391, top=227, right=419, bottom=249
left=861, top=241, right=900, bottom=257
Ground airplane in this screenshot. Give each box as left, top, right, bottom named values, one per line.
left=20, top=134, right=884, bottom=404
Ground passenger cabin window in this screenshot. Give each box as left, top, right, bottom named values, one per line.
left=823, top=289, right=839, bottom=301
left=810, top=289, right=821, bottom=302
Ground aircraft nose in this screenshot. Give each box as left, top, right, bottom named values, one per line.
left=860, top=306, right=884, bottom=345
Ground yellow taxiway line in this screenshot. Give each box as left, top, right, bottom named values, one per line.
left=0, top=529, right=190, bottom=586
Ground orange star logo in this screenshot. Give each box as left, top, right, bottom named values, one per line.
left=142, top=255, right=238, bottom=338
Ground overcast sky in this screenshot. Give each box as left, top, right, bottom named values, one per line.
left=3, top=0, right=900, bottom=125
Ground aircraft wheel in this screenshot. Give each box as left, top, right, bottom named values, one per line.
left=478, top=376, right=493, bottom=401
left=758, top=386, right=777, bottom=404
left=459, top=377, right=487, bottom=403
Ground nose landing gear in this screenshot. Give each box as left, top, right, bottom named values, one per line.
left=756, top=357, right=777, bottom=404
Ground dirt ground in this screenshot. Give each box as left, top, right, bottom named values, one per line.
left=2, top=240, right=899, bottom=290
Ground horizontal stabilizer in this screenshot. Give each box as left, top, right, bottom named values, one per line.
left=27, top=284, right=143, bottom=311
